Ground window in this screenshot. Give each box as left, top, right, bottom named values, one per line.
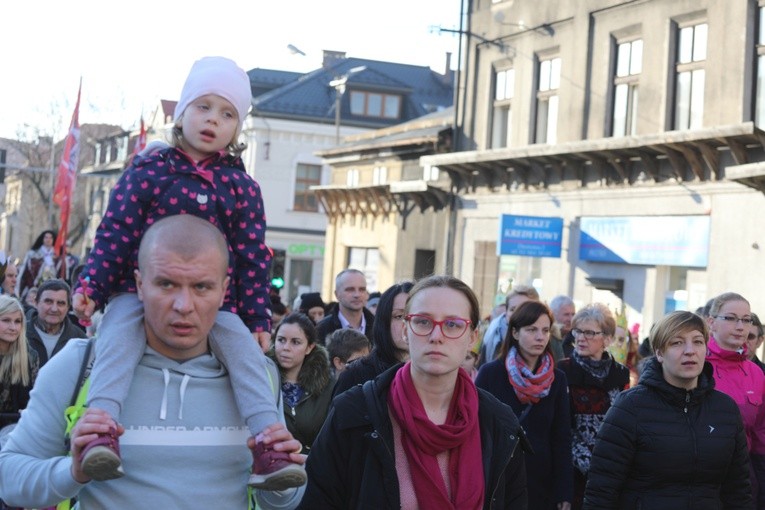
left=535, top=57, right=561, bottom=144
left=346, top=168, right=359, bottom=187
left=347, top=247, right=379, bottom=292
left=612, top=39, right=642, bottom=136
left=372, top=166, right=387, bottom=185
left=294, top=163, right=321, bottom=212
left=674, top=22, right=707, bottom=130
left=350, top=91, right=401, bottom=119
left=756, top=6, right=765, bottom=125
left=288, top=259, right=314, bottom=308
left=414, top=249, right=436, bottom=279
left=423, top=165, right=439, bottom=181
left=4, top=181, right=21, bottom=214
left=117, top=136, right=129, bottom=163
left=492, top=68, right=514, bottom=148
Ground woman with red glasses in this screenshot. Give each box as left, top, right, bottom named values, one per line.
left=557, top=303, right=630, bottom=510
left=299, top=275, right=528, bottom=509
left=706, top=292, right=765, bottom=507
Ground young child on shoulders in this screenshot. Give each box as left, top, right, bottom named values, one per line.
left=72, top=56, right=304, bottom=490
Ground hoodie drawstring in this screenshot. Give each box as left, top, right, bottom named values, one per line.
left=160, top=369, right=171, bottom=420
left=178, top=374, right=191, bottom=420
left=159, top=368, right=192, bottom=420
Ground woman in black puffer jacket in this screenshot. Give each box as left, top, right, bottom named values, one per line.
left=583, top=311, right=752, bottom=510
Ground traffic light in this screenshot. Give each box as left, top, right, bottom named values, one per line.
left=269, top=249, right=286, bottom=290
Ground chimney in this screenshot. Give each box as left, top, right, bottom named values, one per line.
left=322, top=50, right=347, bottom=69
left=442, top=52, right=455, bottom=85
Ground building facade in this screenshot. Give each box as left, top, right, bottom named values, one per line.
left=313, top=109, right=455, bottom=298
left=423, top=0, right=765, bottom=330
left=244, top=51, right=453, bottom=303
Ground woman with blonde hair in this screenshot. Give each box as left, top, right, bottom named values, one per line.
left=705, top=292, right=765, bottom=506
left=584, top=311, right=752, bottom=509
left=300, top=275, right=528, bottom=509
left=0, top=295, right=39, bottom=429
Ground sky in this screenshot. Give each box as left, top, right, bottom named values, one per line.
left=1, top=0, right=463, bottom=140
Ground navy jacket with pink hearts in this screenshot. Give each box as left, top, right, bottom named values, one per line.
left=77, top=147, right=272, bottom=333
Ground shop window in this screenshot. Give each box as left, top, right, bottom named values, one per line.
left=347, top=247, right=379, bottom=293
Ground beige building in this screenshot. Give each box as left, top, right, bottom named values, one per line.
left=314, top=109, right=454, bottom=297
left=316, top=0, right=765, bottom=333
left=419, top=0, right=765, bottom=330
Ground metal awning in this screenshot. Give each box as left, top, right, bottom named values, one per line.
left=420, top=122, right=765, bottom=193
left=312, top=180, right=452, bottom=229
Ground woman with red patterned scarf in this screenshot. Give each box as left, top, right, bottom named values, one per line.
left=476, top=300, right=573, bottom=510
left=299, top=275, right=529, bottom=509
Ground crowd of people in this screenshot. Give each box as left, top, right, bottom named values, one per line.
left=0, top=53, right=762, bottom=509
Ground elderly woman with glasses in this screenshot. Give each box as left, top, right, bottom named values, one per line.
left=706, top=292, right=765, bottom=507
left=557, top=303, right=630, bottom=510
left=299, top=275, right=529, bottom=509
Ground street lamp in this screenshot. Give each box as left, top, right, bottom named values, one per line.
left=329, top=65, right=366, bottom=144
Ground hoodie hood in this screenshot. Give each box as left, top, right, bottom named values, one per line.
left=140, top=345, right=227, bottom=379
left=139, top=346, right=228, bottom=421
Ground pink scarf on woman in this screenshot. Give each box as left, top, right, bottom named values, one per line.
left=388, top=362, right=485, bottom=510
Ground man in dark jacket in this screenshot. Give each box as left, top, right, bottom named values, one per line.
left=25, top=278, right=85, bottom=366
left=315, top=269, right=374, bottom=345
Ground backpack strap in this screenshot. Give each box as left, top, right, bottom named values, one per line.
left=58, top=339, right=95, bottom=510
left=64, top=339, right=95, bottom=442
left=362, top=379, right=381, bottom=428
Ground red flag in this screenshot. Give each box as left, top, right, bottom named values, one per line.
left=132, top=116, right=147, bottom=156
left=53, top=79, right=82, bottom=259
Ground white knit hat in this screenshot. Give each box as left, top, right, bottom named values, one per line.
left=173, top=56, right=252, bottom=135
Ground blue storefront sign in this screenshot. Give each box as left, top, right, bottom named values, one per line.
left=579, top=215, right=710, bottom=267
left=498, top=215, right=564, bottom=258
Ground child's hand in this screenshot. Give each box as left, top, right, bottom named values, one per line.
left=72, top=292, right=95, bottom=321
left=253, top=331, right=271, bottom=353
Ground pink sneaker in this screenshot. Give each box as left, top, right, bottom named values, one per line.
left=80, top=427, right=125, bottom=481
left=248, top=440, right=306, bottom=490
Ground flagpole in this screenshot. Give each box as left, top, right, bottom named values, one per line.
left=47, top=130, right=56, bottom=229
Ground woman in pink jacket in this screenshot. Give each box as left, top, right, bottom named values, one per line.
left=706, top=292, right=765, bottom=507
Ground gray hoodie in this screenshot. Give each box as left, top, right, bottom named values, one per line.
left=0, top=338, right=304, bottom=509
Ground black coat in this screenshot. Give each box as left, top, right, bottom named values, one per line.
left=299, top=363, right=529, bottom=509
left=583, top=358, right=753, bottom=510
left=315, top=306, right=375, bottom=346
left=476, top=360, right=573, bottom=509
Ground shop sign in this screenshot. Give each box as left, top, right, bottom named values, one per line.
left=287, top=243, right=325, bottom=258
left=579, top=215, right=710, bottom=267
left=498, top=215, right=564, bottom=258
